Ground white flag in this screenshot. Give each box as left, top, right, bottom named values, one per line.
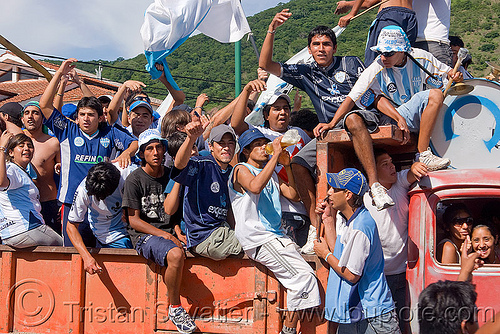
left=141, top=0, right=251, bottom=89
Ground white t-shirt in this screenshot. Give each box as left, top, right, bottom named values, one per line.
left=68, top=163, right=137, bottom=244
left=348, top=48, right=452, bottom=108
left=248, top=124, right=311, bottom=216
left=413, top=0, right=451, bottom=43
left=363, top=169, right=411, bottom=275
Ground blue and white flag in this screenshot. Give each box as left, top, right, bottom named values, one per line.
left=141, top=0, right=251, bottom=90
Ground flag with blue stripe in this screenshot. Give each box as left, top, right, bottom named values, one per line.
left=140, top=0, right=251, bottom=90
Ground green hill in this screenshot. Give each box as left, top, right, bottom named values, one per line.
left=73, top=0, right=500, bottom=109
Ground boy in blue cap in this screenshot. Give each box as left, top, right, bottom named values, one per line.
left=229, top=128, right=320, bottom=334
left=313, top=168, right=399, bottom=333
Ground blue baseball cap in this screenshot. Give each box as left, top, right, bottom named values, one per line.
left=130, top=100, right=154, bottom=115
left=238, top=128, right=269, bottom=161
left=61, top=103, right=78, bottom=119
left=370, top=25, right=411, bottom=53
left=326, top=168, right=368, bottom=196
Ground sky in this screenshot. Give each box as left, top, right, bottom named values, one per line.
left=0, top=0, right=289, bottom=62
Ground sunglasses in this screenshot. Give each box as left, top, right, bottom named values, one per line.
left=133, top=95, right=151, bottom=104
left=378, top=51, right=396, bottom=58
left=453, top=217, right=474, bottom=226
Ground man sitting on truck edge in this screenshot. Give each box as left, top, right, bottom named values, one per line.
left=327, top=25, right=463, bottom=171
left=172, top=118, right=243, bottom=260
left=122, top=129, right=196, bottom=334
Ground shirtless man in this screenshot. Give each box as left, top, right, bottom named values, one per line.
left=22, top=102, right=62, bottom=235
left=335, top=0, right=416, bottom=66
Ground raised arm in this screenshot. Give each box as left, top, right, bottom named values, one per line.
left=233, top=137, right=282, bottom=194
left=107, top=80, right=146, bottom=125
left=174, top=117, right=206, bottom=170
left=231, top=80, right=267, bottom=135
left=278, top=150, right=300, bottom=201
left=259, top=9, right=292, bottom=77
left=0, top=131, right=13, bottom=188
left=156, top=63, right=185, bottom=112
left=39, top=58, right=77, bottom=120
left=53, top=74, right=69, bottom=112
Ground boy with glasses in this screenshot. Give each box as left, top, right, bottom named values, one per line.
left=326, top=25, right=463, bottom=171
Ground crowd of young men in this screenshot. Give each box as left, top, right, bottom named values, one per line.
left=1, top=2, right=489, bottom=333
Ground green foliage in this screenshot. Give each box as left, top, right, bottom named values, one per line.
left=58, top=0, right=500, bottom=109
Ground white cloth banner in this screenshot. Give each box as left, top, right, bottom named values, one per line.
left=141, top=0, right=251, bottom=89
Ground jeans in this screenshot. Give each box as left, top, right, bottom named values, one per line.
left=414, top=40, right=453, bottom=66
left=337, top=310, right=401, bottom=334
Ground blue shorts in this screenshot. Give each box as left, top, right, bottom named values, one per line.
left=97, top=236, right=133, bottom=249
left=396, top=90, right=430, bottom=132
left=135, top=234, right=178, bottom=267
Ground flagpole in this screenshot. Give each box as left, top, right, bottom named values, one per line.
left=235, top=40, right=242, bottom=97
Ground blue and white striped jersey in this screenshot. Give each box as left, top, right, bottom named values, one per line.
left=0, top=163, right=44, bottom=239
left=44, top=108, right=136, bottom=204
left=348, top=48, right=452, bottom=108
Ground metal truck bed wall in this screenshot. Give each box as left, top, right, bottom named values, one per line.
left=0, top=246, right=329, bottom=334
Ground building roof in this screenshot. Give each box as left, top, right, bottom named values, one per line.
left=0, top=51, right=120, bottom=108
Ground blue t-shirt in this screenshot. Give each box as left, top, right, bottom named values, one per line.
left=325, top=206, right=394, bottom=323
left=44, top=108, right=136, bottom=204
left=281, top=56, right=365, bottom=123
left=171, top=155, right=232, bottom=248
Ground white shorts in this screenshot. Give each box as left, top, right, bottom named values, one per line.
left=246, top=237, right=321, bottom=311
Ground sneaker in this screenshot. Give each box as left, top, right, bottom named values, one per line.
left=418, top=148, right=451, bottom=171
left=169, top=306, right=196, bottom=334
left=370, top=182, right=395, bottom=211
left=300, top=225, right=317, bottom=255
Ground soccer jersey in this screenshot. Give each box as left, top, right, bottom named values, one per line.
left=281, top=56, right=365, bottom=123
left=348, top=48, right=452, bottom=108
left=228, top=163, right=285, bottom=250
left=68, top=164, right=136, bottom=245
left=248, top=124, right=309, bottom=215
left=325, top=207, right=394, bottom=323
left=44, top=108, right=136, bottom=204
left=0, top=163, right=44, bottom=239
left=171, top=155, right=232, bottom=248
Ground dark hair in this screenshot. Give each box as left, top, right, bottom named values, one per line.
left=85, top=162, right=121, bottom=201
left=98, top=95, right=112, bottom=106
left=77, top=96, right=103, bottom=117
left=471, top=221, right=498, bottom=239
left=139, top=139, right=165, bottom=167
left=125, top=92, right=150, bottom=108
left=418, top=280, right=477, bottom=334
left=481, top=201, right=500, bottom=221
left=350, top=192, right=364, bottom=209
left=161, top=109, right=191, bottom=138
left=0, top=117, right=6, bottom=133
left=308, top=25, right=337, bottom=47
left=289, top=108, right=319, bottom=133
left=449, top=36, right=465, bottom=48
left=443, top=203, right=472, bottom=229
left=167, top=131, right=188, bottom=157
left=6, top=133, right=33, bottom=162
left=263, top=97, right=291, bottom=128
left=247, top=99, right=255, bottom=111
left=373, top=148, right=390, bottom=162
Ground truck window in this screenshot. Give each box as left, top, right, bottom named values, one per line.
left=435, top=198, right=500, bottom=265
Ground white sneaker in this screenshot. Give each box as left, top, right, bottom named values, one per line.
left=169, top=306, right=196, bottom=334
left=370, top=182, right=395, bottom=211
left=418, top=148, right=451, bottom=171
left=300, top=225, right=317, bottom=254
